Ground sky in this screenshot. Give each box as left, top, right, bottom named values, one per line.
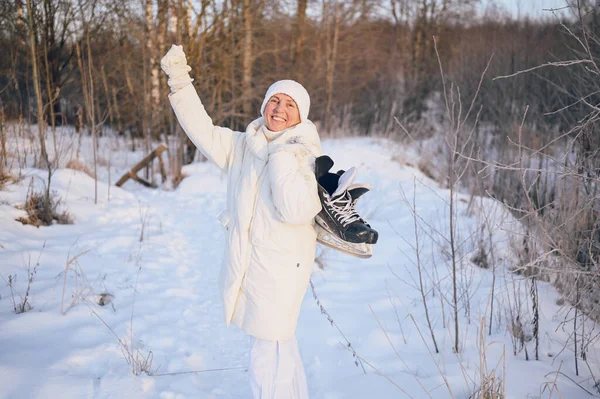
left=489, top=0, right=569, bottom=19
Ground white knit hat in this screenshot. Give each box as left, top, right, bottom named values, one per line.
left=260, top=80, right=310, bottom=122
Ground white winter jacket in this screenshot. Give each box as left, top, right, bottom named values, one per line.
left=169, top=84, right=322, bottom=341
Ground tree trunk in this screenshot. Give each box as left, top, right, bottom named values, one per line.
left=144, top=0, right=153, bottom=179
left=157, top=0, right=168, bottom=131
left=26, top=0, right=50, bottom=172
left=293, top=0, right=308, bottom=81
left=100, top=65, right=114, bottom=128
left=242, top=0, right=253, bottom=118
left=325, top=1, right=339, bottom=131
left=111, top=87, right=123, bottom=135
left=180, top=0, right=197, bottom=164
left=42, top=1, right=58, bottom=161
left=16, top=0, right=25, bottom=28
left=0, top=98, right=6, bottom=170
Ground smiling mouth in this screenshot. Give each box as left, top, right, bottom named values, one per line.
left=272, top=116, right=286, bottom=122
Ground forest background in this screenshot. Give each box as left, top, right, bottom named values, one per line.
left=2, top=0, right=591, bottom=150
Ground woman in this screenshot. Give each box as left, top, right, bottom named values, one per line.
left=161, top=44, right=321, bottom=399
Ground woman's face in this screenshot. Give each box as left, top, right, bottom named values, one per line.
left=264, top=93, right=301, bottom=132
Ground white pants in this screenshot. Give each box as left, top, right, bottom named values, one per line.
left=249, top=335, right=309, bottom=399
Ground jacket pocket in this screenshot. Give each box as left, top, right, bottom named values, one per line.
left=248, top=244, right=313, bottom=287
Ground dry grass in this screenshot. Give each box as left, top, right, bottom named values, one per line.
left=66, top=158, right=94, bottom=178
left=60, top=249, right=92, bottom=314
left=470, top=319, right=506, bottom=399
left=417, top=158, right=437, bottom=181
left=4, top=242, right=45, bottom=314
left=87, top=230, right=156, bottom=376
left=16, top=178, right=74, bottom=227
left=471, top=375, right=505, bottom=399
left=0, top=169, right=18, bottom=190
left=87, top=304, right=156, bottom=375
left=309, top=279, right=366, bottom=372
left=471, top=242, right=489, bottom=269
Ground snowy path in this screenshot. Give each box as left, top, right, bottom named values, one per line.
left=1, top=138, right=598, bottom=398
left=0, top=162, right=252, bottom=398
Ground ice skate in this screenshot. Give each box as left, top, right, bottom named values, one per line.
left=314, top=155, right=378, bottom=259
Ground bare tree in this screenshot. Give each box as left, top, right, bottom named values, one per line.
left=241, top=0, right=253, bottom=119
left=75, top=0, right=101, bottom=204
left=292, top=0, right=308, bottom=81
left=324, top=0, right=339, bottom=131
left=25, top=0, right=51, bottom=195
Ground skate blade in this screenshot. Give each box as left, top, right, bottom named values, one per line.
left=316, top=225, right=372, bottom=259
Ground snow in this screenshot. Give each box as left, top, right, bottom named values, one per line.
left=1, top=129, right=598, bottom=398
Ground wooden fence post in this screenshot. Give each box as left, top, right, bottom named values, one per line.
left=115, top=143, right=168, bottom=188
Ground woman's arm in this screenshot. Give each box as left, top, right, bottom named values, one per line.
left=169, top=85, right=236, bottom=171
left=268, top=145, right=322, bottom=225
left=162, top=45, right=236, bottom=172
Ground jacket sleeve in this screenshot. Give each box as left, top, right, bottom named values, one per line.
left=168, top=84, right=236, bottom=172
left=268, top=147, right=322, bottom=225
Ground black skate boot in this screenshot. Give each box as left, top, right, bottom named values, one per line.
left=314, top=155, right=378, bottom=258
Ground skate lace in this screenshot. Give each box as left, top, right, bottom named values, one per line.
left=327, top=193, right=362, bottom=227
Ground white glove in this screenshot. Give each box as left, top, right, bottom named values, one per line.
left=160, top=44, right=194, bottom=93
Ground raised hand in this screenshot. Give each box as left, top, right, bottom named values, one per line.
left=160, top=44, right=194, bottom=93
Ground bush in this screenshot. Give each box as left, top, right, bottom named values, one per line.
left=0, top=170, right=16, bottom=190
left=66, top=158, right=94, bottom=178
left=5, top=243, right=44, bottom=314
left=16, top=178, right=74, bottom=227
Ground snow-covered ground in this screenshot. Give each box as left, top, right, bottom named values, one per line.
left=1, top=129, right=598, bottom=398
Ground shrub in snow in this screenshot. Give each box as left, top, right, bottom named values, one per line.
left=0, top=171, right=17, bottom=190
left=5, top=243, right=43, bottom=314
left=15, top=178, right=74, bottom=227
left=6, top=274, right=33, bottom=313
left=471, top=373, right=504, bottom=399
left=471, top=242, right=489, bottom=269
left=66, top=158, right=94, bottom=178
